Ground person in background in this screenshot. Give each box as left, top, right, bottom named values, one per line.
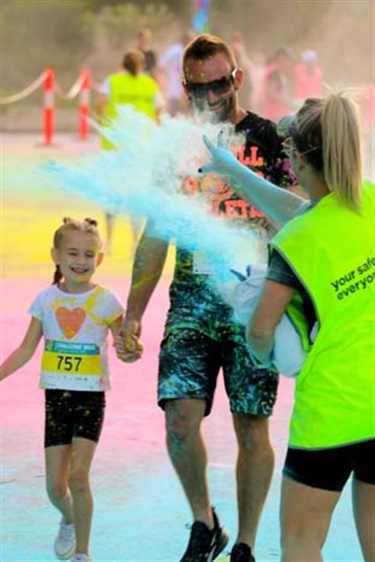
left=95, top=50, right=164, bottom=255
left=230, top=31, right=255, bottom=110
left=200, top=92, right=375, bottom=562
left=157, top=29, right=195, bottom=116
left=294, top=49, right=323, bottom=103
left=0, top=217, right=124, bottom=562
left=115, top=33, right=295, bottom=562
left=135, top=26, right=158, bottom=78
left=262, top=46, right=296, bottom=122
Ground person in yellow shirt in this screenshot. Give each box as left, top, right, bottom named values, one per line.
left=95, top=50, right=165, bottom=254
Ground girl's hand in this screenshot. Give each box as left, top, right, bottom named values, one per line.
left=114, top=318, right=143, bottom=363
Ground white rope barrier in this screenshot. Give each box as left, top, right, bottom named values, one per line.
left=55, top=73, right=86, bottom=100
left=1, top=68, right=93, bottom=143
left=0, top=71, right=47, bottom=104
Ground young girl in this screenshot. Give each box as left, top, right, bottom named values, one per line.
left=1, top=217, right=124, bottom=562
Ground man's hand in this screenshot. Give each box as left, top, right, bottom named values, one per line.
left=114, top=318, right=144, bottom=363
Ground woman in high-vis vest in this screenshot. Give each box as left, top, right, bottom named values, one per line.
left=200, top=93, right=374, bottom=562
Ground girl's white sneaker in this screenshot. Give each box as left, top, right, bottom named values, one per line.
left=54, top=518, right=76, bottom=560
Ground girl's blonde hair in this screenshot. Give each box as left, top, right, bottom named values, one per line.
left=52, top=217, right=101, bottom=285
left=292, top=92, right=362, bottom=211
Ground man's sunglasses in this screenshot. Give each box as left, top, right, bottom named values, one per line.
left=183, top=69, right=237, bottom=98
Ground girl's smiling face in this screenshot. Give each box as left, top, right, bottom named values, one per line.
left=51, top=230, right=103, bottom=292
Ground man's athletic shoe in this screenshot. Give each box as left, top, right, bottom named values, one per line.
left=180, top=507, right=229, bottom=562
left=54, top=518, right=76, bottom=560
left=70, top=555, right=93, bottom=562
left=230, top=542, right=256, bottom=562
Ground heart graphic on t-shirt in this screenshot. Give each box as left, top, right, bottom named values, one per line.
left=55, top=307, right=86, bottom=339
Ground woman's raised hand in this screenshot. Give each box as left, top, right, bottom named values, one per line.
left=199, top=131, right=239, bottom=176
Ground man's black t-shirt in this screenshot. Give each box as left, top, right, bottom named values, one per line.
left=169, top=111, right=295, bottom=315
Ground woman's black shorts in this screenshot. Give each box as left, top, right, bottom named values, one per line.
left=283, top=439, right=375, bottom=491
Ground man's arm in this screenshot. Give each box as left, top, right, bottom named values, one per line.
left=114, top=224, right=169, bottom=363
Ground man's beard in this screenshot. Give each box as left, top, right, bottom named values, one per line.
left=192, top=93, right=237, bottom=123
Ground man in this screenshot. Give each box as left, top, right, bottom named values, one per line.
left=115, top=34, right=294, bottom=562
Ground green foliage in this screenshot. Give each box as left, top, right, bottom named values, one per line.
left=95, top=3, right=175, bottom=49
left=81, top=0, right=191, bottom=18
left=1, top=0, right=94, bottom=90
left=209, top=0, right=332, bottom=53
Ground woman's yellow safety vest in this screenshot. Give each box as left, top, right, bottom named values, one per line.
left=102, top=72, right=159, bottom=150
left=271, top=182, right=375, bottom=449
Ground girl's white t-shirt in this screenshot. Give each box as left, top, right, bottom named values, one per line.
left=29, top=284, right=124, bottom=391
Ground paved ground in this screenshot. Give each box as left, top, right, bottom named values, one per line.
left=0, top=133, right=365, bottom=561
